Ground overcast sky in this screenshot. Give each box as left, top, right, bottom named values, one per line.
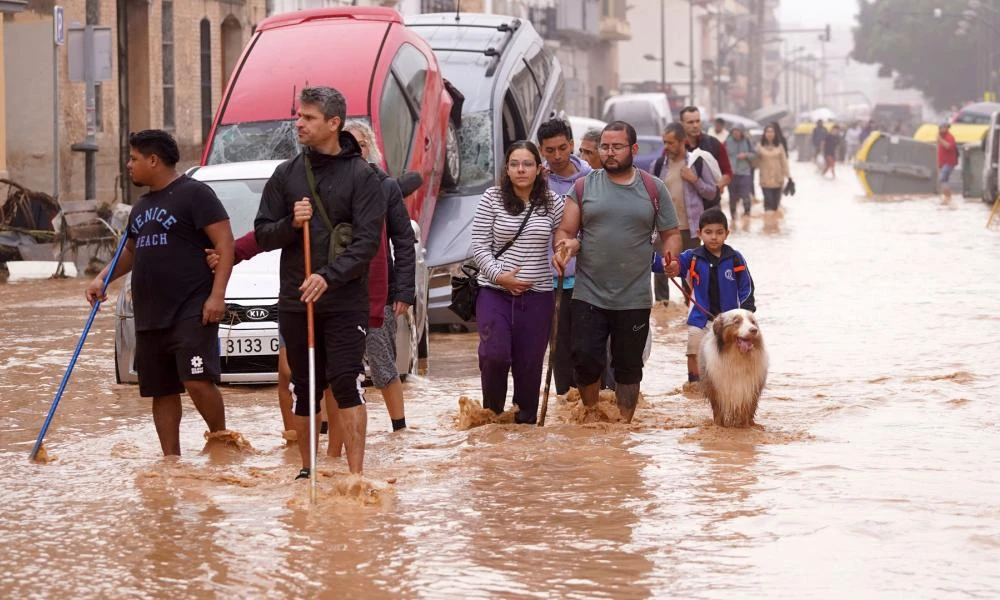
left=778, top=0, right=859, bottom=28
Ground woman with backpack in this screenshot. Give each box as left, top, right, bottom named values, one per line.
left=471, top=141, right=564, bottom=424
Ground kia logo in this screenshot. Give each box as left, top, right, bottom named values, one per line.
left=245, top=308, right=269, bottom=321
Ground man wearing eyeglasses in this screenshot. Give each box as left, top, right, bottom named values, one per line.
left=552, top=121, right=682, bottom=423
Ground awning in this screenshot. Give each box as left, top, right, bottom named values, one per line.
left=0, top=0, right=27, bottom=13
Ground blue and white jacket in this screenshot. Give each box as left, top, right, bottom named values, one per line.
left=657, top=244, right=755, bottom=329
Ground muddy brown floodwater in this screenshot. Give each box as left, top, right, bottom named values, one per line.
left=2, top=167, right=999, bottom=598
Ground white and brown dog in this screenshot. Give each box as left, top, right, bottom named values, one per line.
left=698, top=309, right=768, bottom=427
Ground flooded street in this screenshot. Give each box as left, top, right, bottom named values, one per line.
left=2, top=165, right=999, bottom=598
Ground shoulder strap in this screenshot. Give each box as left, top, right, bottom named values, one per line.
left=653, top=156, right=665, bottom=178
left=638, top=169, right=659, bottom=213
left=494, top=203, right=535, bottom=259
left=693, top=156, right=704, bottom=177
left=573, top=176, right=586, bottom=223
left=573, top=177, right=585, bottom=203
left=303, top=152, right=335, bottom=233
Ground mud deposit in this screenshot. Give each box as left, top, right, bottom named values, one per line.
left=3, top=168, right=999, bottom=597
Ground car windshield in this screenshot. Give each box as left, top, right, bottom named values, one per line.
left=456, top=110, right=495, bottom=192
left=603, top=101, right=660, bottom=136
left=872, top=106, right=917, bottom=127
left=955, top=111, right=992, bottom=125
left=204, top=179, right=268, bottom=237
left=206, top=117, right=371, bottom=165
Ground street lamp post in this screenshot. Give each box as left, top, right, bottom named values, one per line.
left=660, top=0, right=666, bottom=94
left=689, top=0, right=695, bottom=105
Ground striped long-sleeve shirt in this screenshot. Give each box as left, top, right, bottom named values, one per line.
left=471, top=187, right=564, bottom=293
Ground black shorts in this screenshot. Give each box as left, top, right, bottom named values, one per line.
left=281, top=310, right=368, bottom=416
left=135, top=317, right=220, bottom=398
left=570, top=300, right=651, bottom=386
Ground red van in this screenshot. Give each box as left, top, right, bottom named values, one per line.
left=202, top=7, right=461, bottom=242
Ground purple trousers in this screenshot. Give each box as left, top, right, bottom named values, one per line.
left=476, top=286, right=554, bottom=424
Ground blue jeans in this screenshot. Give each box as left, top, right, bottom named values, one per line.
left=940, top=164, right=955, bottom=184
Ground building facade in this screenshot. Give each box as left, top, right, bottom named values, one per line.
left=618, top=0, right=783, bottom=118
left=3, top=0, right=626, bottom=206
left=2, top=0, right=265, bottom=203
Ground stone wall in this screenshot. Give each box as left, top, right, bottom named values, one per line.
left=3, top=0, right=265, bottom=203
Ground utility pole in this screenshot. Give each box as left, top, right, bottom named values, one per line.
left=688, top=0, right=695, bottom=104
left=660, top=0, right=666, bottom=94
left=783, top=40, right=789, bottom=106
left=820, top=38, right=827, bottom=107
left=715, top=9, right=722, bottom=115
left=70, top=0, right=101, bottom=201
left=748, top=0, right=766, bottom=111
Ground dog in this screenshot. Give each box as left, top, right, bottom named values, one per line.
left=698, top=309, right=769, bottom=427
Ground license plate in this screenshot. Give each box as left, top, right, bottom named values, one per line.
left=221, top=335, right=279, bottom=357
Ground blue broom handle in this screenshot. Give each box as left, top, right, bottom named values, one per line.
left=29, top=232, right=129, bottom=460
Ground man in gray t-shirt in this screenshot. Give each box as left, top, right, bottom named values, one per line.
left=554, top=121, right=682, bottom=423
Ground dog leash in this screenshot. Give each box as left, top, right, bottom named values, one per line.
left=663, top=252, right=716, bottom=320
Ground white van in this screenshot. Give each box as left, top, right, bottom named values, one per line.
left=567, top=115, right=607, bottom=143
left=601, top=93, right=674, bottom=137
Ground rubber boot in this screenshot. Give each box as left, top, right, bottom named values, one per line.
left=616, top=383, right=640, bottom=423
left=579, top=381, right=600, bottom=408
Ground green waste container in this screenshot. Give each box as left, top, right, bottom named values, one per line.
left=961, top=143, right=984, bottom=199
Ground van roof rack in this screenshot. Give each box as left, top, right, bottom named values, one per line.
left=411, top=20, right=520, bottom=78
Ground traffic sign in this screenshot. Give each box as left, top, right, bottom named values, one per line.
left=54, top=6, right=65, bottom=46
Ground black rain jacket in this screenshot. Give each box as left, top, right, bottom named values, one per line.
left=254, top=132, right=385, bottom=315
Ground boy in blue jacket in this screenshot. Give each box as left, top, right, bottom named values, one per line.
left=655, top=208, right=755, bottom=383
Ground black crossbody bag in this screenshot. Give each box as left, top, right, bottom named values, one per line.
left=304, top=152, right=353, bottom=264
left=448, top=204, right=535, bottom=322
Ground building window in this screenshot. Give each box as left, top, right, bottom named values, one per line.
left=161, top=0, right=175, bottom=130
left=221, top=16, right=243, bottom=96
left=95, top=82, right=104, bottom=132
left=421, top=0, right=456, bottom=12
left=200, top=19, right=212, bottom=142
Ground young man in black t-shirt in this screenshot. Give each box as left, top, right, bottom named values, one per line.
left=86, top=130, right=235, bottom=456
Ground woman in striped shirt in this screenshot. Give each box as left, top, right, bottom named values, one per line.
left=472, top=141, right=565, bottom=424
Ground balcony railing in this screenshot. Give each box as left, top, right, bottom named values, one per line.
left=554, top=0, right=600, bottom=41
left=599, top=14, right=630, bottom=41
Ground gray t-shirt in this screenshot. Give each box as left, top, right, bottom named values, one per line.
left=568, top=169, right=679, bottom=310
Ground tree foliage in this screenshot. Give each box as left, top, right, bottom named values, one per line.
left=852, top=0, right=995, bottom=109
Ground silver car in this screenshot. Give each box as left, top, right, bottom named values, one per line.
left=114, top=160, right=428, bottom=384
left=407, top=12, right=565, bottom=328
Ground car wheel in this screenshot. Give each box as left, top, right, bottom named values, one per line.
left=441, top=119, right=461, bottom=189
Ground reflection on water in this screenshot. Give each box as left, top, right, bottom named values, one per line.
left=2, top=167, right=1000, bottom=597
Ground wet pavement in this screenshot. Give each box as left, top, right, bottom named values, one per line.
left=2, top=165, right=999, bottom=598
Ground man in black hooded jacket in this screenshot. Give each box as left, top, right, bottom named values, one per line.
left=255, top=86, right=385, bottom=478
